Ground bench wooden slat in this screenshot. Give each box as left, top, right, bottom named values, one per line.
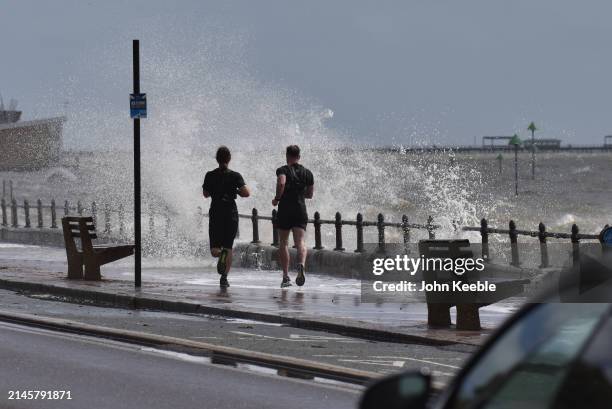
left=61, top=216, right=133, bottom=280
left=68, top=223, right=95, bottom=231
left=64, top=216, right=93, bottom=222
left=70, top=232, right=98, bottom=239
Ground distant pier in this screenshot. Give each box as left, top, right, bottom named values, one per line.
left=392, top=144, right=612, bottom=154
left=381, top=134, right=612, bottom=154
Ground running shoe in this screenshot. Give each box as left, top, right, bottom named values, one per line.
left=217, top=248, right=228, bottom=275
left=281, top=276, right=292, bottom=288
left=220, top=275, right=230, bottom=288
left=296, top=263, right=306, bottom=286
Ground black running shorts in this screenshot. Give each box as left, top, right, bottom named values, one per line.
left=208, top=209, right=238, bottom=249
left=276, top=202, right=308, bottom=231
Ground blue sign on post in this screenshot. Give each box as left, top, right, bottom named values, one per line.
left=130, top=93, right=147, bottom=118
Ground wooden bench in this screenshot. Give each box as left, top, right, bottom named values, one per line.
left=418, top=239, right=529, bottom=330
left=62, top=216, right=134, bottom=280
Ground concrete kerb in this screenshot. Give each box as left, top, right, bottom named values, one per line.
left=0, top=276, right=473, bottom=346
left=0, top=309, right=377, bottom=386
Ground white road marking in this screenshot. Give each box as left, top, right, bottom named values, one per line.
left=338, top=359, right=406, bottom=368
left=312, top=354, right=359, bottom=358
left=225, top=318, right=285, bottom=327
left=370, top=356, right=460, bottom=369
left=289, top=334, right=362, bottom=343
left=232, top=331, right=311, bottom=341
left=231, top=331, right=362, bottom=343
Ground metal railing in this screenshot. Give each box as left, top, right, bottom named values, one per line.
left=1, top=180, right=14, bottom=201
left=4, top=197, right=609, bottom=264
left=235, top=208, right=438, bottom=253
left=1, top=198, right=439, bottom=252
left=463, top=218, right=604, bottom=267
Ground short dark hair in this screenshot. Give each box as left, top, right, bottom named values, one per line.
left=286, top=145, right=301, bottom=159
left=216, top=146, right=231, bottom=164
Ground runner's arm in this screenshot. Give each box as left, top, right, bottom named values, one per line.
left=238, top=185, right=250, bottom=197
left=202, top=173, right=211, bottom=198
left=305, top=184, right=314, bottom=199
left=272, top=174, right=286, bottom=206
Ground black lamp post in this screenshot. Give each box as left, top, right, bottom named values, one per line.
left=509, top=134, right=522, bottom=196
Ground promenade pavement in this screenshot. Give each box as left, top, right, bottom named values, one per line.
left=0, top=242, right=523, bottom=346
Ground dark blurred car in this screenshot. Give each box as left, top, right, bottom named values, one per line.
left=360, top=263, right=612, bottom=409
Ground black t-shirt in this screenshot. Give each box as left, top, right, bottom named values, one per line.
left=276, top=164, right=314, bottom=207
left=202, top=168, right=245, bottom=212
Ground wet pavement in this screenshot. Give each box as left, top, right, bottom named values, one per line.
left=0, top=320, right=359, bottom=409
left=0, top=289, right=475, bottom=381
left=0, top=243, right=524, bottom=345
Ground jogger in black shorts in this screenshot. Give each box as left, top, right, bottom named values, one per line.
left=203, top=146, right=250, bottom=287
left=272, top=145, right=314, bottom=288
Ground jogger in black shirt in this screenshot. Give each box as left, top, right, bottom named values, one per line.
left=272, top=145, right=314, bottom=288
left=203, top=146, right=250, bottom=287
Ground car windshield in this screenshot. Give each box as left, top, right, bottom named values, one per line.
left=448, top=303, right=610, bottom=409
left=551, top=316, right=612, bottom=408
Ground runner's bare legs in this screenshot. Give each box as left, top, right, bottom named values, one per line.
left=278, top=228, right=306, bottom=282
left=279, top=229, right=291, bottom=278
left=292, top=227, right=307, bottom=267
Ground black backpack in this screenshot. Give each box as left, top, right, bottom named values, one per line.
left=285, top=165, right=306, bottom=195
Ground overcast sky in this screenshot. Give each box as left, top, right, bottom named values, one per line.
left=1, top=0, right=611, bottom=147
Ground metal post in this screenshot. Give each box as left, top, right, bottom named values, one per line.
left=538, top=222, right=549, bottom=268
left=377, top=213, right=385, bottom=253
left=271, top=209, right=279, bottom=247
left=531, top=130, right=535, bottom=179
left=9, top=180, right=13, bottom=201
left=24, top=200, right=30, bottom=228
left=355, top=213, right=364, bottom=253
left=37, top=199, right=43, bottom=228
left=528, top=122, right=537, bottom=180
left=251, top=208, right=260, bottom=243
left=427, top=215, right=435, bottom=239
left=2, top=180, right=4, bottom=199
left=509, top=220, right=519, bottom=266
left=480, top=218, right=489, bottom=262
left=514, top=144, right=519, bottom=196
left=402, top=214, right=410, bottom=253
left=11, top=199, right=17, bottom=227
left=133, top=39, right=142, bottom=288
left=313, top=211, right=323, bottom=250
left=64, top=200, right=69, bottom=216
left=1, top=198, right=6, bottom=227
left=571, top=224, right=580, bottom=265
left=50, top=199, right=57, bottom=228
left=334, top=212, right=345, bottom=251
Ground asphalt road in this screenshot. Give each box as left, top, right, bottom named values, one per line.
left=0, top=321, right=359, bottom=409
left=0, top=289, right=475, bottom=380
